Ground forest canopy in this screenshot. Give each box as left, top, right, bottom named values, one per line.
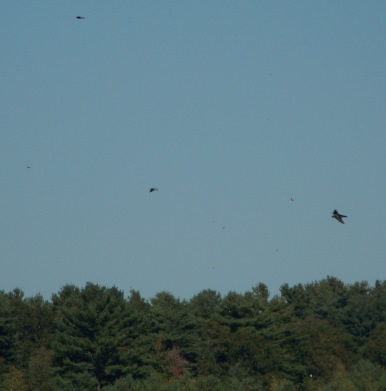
left=0, top=277, right=385, bottom=390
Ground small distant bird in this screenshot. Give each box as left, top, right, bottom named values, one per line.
left=291, top=198, right=294, bottom=202
left=149, top=188, right=158, bottom=193
left=27, top=166, right=30, bottom=169
left=332, top=210, right=347, bottom=224
left=76, top=16, right=85, bottom=19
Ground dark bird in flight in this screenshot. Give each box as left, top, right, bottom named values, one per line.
left=76, top=16, right=85, bottom=19
left=27, top=166, right=30, bottom=169
left=149, top=188, right=158, bottom=193
left=332, top=210, right=347, bottom=224
left=291, top=198, right=294, bottom=202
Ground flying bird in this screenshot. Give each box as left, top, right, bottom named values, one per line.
left=76, top=16, right=85, bottom=19
left=332, top=210, right=347, bottom=224
left=149, top=188, right=158, bottom=193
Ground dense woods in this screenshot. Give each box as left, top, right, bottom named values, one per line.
left=0, top=277, right=385, bottom=390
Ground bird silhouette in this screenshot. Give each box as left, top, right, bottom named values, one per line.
left=149, top=188, right=158, bottom=193
left=76, top=16, right=85, bottom=19
left=332, top=210, right=347, bottom=224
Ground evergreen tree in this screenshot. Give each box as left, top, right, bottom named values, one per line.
left=0, top=277, right=385, bottom=389
left=51, top=283, right=128, bottom=389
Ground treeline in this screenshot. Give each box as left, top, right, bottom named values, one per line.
left=0, top=277, right=385, bottom=391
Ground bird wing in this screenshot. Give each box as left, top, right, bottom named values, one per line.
left=336, top=216, right=345, bottom=224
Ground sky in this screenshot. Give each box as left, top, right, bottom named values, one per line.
left=1, top=1, right=385, bottom=301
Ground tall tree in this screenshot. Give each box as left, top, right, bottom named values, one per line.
left=51, top=283, right=128, bottom=389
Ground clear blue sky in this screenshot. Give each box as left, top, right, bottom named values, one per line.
left=1, top=1, right=385, bottom=300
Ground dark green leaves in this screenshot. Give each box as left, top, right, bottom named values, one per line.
left=0, top=278, right=385, bottom=390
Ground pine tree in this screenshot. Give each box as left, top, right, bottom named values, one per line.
left=51, top=283, right=129, bottom=389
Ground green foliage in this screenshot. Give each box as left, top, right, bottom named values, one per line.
left=51, top=283, right=129, bottom=389
left=2, top=366, right=28, bottom=391
left=25, top=347, right=54, bottom=391
left=363, top=322, right=386, bottom=367
left=0, top=278, right=385, bottom=389
left=0, top=291, right=15, bottom=369
left=322, top=359, right=386, bottom=391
